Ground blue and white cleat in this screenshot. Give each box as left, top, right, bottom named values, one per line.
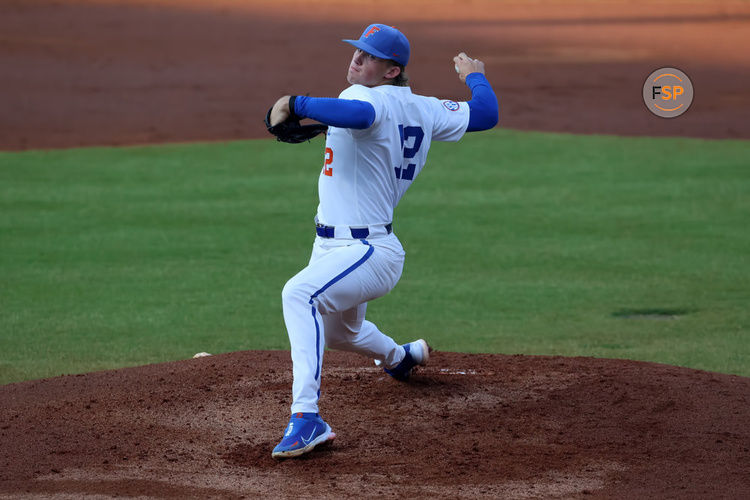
left=271, top=412, right=335, bottom=459
left=383, top=339, right=431, bottom=381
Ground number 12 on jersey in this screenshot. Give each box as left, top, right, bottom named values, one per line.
left=394, top=124, right=424, bottom=181
left=323, top=147, right=333, bottom=176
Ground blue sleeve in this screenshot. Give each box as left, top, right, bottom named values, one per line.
left=293, top=96, right=376, bottom=129
left=465, top=73, right=499, bottom=132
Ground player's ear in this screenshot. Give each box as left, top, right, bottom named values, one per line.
left=384, top=64, right=401, bottom=80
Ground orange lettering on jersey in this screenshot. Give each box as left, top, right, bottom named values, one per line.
left=323, top=147, right=333, bottom=176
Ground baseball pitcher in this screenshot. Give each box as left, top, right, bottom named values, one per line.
left=266, top=24, right=498, bottom=459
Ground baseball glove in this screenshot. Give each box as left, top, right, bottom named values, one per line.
left=265, top=97, right=327, bottom=144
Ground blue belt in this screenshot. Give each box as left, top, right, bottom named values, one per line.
left=316, top=223, right=393, bottom=239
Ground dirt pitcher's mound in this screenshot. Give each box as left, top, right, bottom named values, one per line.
left=0, top=351, right=748, bottom=498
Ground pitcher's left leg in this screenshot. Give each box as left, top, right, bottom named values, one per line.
left=323, top=303, right=402, bottom=368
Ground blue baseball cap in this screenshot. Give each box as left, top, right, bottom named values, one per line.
left=343, top=24, right=410, bottom=66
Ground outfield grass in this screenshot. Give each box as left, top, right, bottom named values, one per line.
left=1, top=130, right=748, bottom=384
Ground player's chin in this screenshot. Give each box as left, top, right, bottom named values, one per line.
left=347, top=69, right=360, bottom=85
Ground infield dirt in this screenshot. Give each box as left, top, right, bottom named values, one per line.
left=1, top=351, right=749, bottom=498
left=1, top=0, right=749, bottom=150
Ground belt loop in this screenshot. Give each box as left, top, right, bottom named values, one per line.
left=316, top=224, right=335, bottom=238
left=350, top=227, right=369, bottom=239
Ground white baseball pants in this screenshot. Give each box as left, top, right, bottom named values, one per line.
left=281, top=233, right=407, bottom=414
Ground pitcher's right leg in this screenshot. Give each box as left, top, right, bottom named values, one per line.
left=281, top=241, right=375, bottom=414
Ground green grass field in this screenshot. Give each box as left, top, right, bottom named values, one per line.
left=1, top=129, right=748, bottom=384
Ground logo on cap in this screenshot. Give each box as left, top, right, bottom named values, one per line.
left=364, top=26, right=381, bottom=38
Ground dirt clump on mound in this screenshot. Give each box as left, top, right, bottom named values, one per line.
left=1, top=351, right=748, bottom=498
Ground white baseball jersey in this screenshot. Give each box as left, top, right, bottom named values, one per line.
left=316, top=84, right=470, bottom=227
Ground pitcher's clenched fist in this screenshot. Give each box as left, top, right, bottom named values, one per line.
left=453, top=52, right=485, bottom=82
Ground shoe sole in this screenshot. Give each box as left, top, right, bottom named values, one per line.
left=414, top=339, right=431, bottom=366
left=271, top=426, right=336, bottom=459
